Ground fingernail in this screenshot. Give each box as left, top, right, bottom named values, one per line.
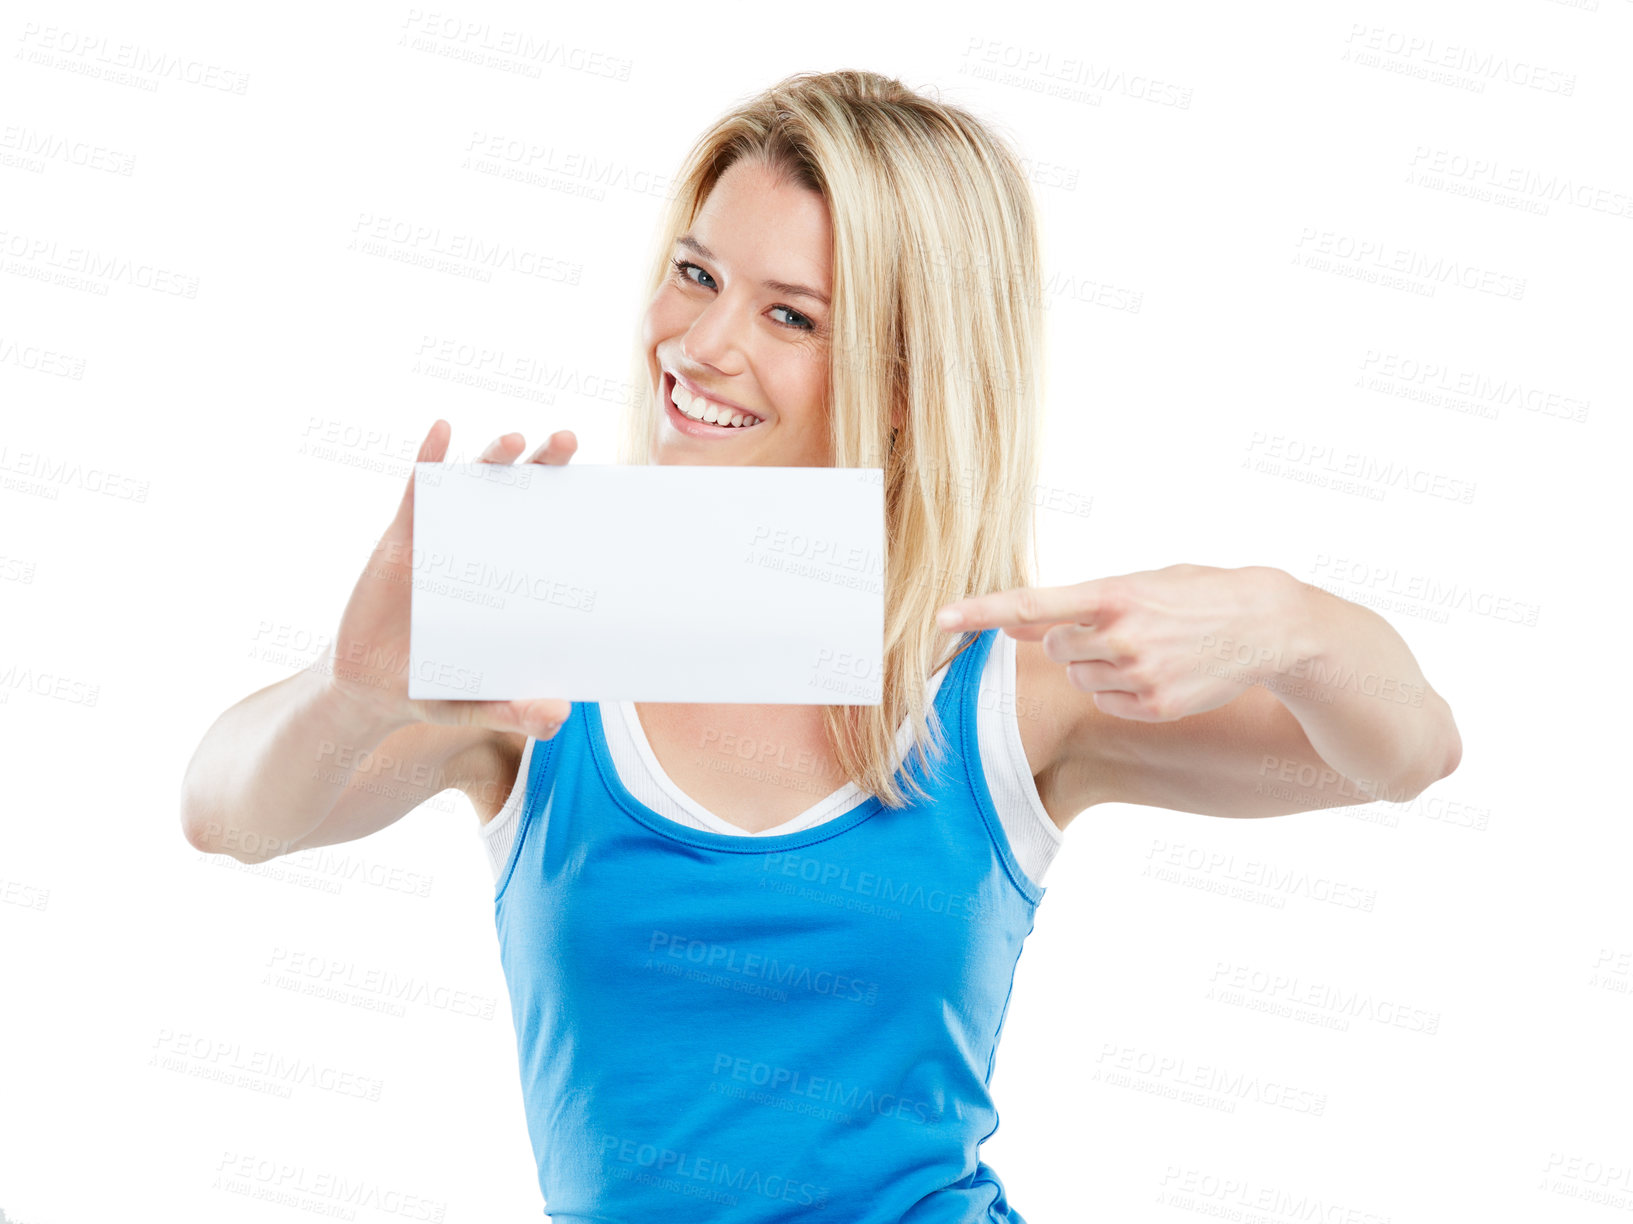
left=936, top=609, right=961, bottom=630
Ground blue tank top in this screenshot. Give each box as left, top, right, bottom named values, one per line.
left=491, top=626, right=1045, bottom=1222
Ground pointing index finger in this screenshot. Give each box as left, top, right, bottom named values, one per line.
left=935, top=582, right=1103, bottom=632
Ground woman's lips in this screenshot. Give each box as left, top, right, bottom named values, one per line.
left=662, top=371, right=764, bottom=436
left=669, top=368, right=764, bottom=421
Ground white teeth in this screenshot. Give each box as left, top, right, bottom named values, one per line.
left=670, top=378, right=761, bottom=429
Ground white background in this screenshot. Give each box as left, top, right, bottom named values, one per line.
left=2, top=1, right=1628, bottom=1221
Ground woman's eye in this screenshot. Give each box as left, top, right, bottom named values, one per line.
left=672, top=258, right=716, bottom=289
left=770, top=305, right=814, bottom=331
left=671, top=257, right=815, bottom=332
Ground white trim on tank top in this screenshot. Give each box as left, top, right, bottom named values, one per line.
left=478, top=630, right=1063, bottom=888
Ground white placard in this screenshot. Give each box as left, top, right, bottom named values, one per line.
left=408, top=463, right=885, bottom=703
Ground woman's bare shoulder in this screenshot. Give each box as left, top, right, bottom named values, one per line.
left=1011, top=636, right=1096, bottom=834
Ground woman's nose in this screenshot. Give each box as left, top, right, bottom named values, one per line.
left=680, top=298, right=747, bottom=370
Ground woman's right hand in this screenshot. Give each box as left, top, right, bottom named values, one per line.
left=329, top=420, right=578, bottom=738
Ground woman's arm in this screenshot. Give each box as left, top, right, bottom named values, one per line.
left=179, top=655, right=487, bottom=864
left=940, top=564, right=1461, bottom=820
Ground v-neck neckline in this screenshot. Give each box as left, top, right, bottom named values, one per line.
left=579, top=633, right=980, bottom=850
left=615, top=700, right=861, bottom=836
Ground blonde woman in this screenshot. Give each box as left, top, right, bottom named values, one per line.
left=183, top=70, right=1461, bottom=1222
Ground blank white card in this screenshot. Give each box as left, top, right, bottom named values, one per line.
left=408, top=463, right=884, bottom=703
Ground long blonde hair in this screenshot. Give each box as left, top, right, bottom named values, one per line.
left=619, top=69, right=1045, bottom=808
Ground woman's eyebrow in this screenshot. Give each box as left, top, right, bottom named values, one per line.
left=676, top=233, right=830, bottom=307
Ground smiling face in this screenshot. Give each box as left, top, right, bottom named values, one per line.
left=640, top=157, right=835, bottom=467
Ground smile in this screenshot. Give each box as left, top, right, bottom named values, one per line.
left=663, top=371, right=765, bottom=433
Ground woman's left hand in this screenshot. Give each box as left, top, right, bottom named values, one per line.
left=933, top=563, right=1303, bottom=722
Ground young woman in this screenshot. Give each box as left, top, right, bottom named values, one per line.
left=182, top=70, right=1461, bottom=1223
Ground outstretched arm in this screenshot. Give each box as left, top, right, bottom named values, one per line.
left=936, top=564, right=1461, bottom=819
